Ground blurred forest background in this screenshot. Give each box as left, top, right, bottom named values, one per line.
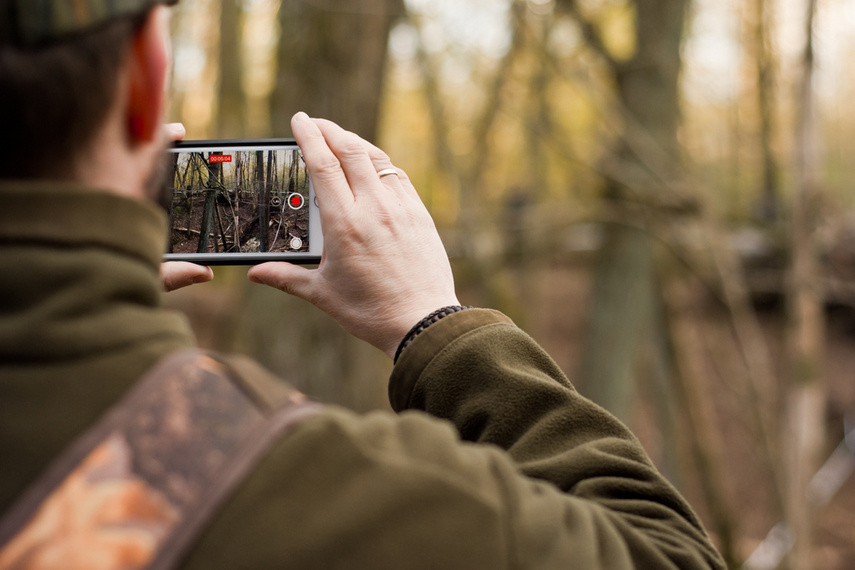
left=162, top=0, right=855, bottom=567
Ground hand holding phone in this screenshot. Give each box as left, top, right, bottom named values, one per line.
left=248, top=114, right=460, bottom=359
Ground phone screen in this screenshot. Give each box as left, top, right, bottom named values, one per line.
left=163, top=140, right=321, bottom=265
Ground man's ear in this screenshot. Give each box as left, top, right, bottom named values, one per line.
left=126, top=7, right=171, bottom=144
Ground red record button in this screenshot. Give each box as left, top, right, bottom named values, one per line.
left=288, top=193, right=305, bottom=210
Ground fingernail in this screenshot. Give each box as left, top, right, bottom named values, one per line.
left=193, top=267, right=214, bottom=283
left=293, top=111, right=310, bottom=123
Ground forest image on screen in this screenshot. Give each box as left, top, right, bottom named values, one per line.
left=167, top=148, right=310, bottom=254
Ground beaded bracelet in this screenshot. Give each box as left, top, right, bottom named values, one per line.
left=393, top=305, right=473, bottom=363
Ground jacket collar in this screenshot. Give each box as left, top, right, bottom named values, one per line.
left=0, top=181, right=193, bottom=362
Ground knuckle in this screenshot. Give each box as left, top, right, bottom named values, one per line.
left=372, top=147, right=393, bottom=165
left=336, top=137, right=368, bottom=162
left=310, top=155, right=343, bottom=180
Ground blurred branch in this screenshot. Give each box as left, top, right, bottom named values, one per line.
left=528, top=28, right=695, bottom=210
left=294, top=0, right=406, bottom=16
left=525, top=2, right=787, bottom=531
left=467, top=1, right=528, bottom=197
left=554, top=0, right=620, bottom=72
left=408, top=2, right=528, bottom=197
left=410, top=12, right=461, bottom=186
left=660, top=276, right=740, bottom=568
left=409, top=1, right=528, bottom=314
left=744, top=415, right=855, bottom=570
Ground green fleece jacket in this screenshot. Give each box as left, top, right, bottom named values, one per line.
left=0, top=182, right=725, bottom=569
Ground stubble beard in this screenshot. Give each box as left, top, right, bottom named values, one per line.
left=144, top=141, right=173, bottom=213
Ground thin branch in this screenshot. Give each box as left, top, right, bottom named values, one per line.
left=555, top=0, right=620, bottom=72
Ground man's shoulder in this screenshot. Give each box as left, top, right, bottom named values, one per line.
left=0, top=349, right=321, bottom=570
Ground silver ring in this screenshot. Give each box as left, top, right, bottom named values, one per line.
left=377, top=168, right=399, bottom=178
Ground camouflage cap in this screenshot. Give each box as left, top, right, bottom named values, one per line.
left=1, top=0, right=178, bottom=47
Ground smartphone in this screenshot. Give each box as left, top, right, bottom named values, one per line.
left=162, top=139, right=322, bottom=265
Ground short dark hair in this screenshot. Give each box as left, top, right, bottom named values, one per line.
left=0, top=14, right=144, bottom=179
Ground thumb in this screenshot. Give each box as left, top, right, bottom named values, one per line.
left=247, top=262, right=318, bottom=302
left=161, top=262, right=213, bottom=292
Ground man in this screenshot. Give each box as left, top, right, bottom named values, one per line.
left=0, top=1, right=725, bottom=568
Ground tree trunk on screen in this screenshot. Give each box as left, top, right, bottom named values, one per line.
left=166, top=153, right=179, bottom=253
left=270, top=0, right=403, bottom=141
left=198, top=153, right=222, bottom=253
left=263, top=150, right=274, bottom=250
left=255, top=151, right=267, bottom=251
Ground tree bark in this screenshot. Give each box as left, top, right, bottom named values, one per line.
left=560, top=0, right=688, bottom=421
left=234, top=0, right=403, bottom=410
left=581, top=224, right=655, bottom=420
left=263, top=150, right=274, bottom=250
left=217, top=0, right=244, bottom=138
left=166, top=153, right=179, bottom=253
left=785, top=0, right=826, bottom=566
left=255, top=150, right=267, bottom=252
left=749, top=0, right=780, bottom=222
left=198, top=153, right=222, bottom=253
left=270, top=0, right=402, bottom=142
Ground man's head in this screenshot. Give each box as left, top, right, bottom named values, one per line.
left=0, top=0, right=177, bottom=193
left=0, top=0, right=178, bottom=47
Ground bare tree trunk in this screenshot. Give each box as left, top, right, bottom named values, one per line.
left=217, top=0, right=243, bottom=138
left=233, top=152, right=242, bottom=248
left=560, top=0, right=687, bottom=421
left=581, top=225, right=655, bottom=420
left=198, top=153, right=222, bottom=253
left=233, top=0, right=403, bottom=411
left=166, top=153, right=179, bottom=253
left=263, top=150, right=274, bottom=250
left=749, top=0, right=780, bottom=222
left=271, top=0, right=402, bottom=141
left=255, top=150, right=267, bottom=251
left=785, top=0, right=826, bottom=567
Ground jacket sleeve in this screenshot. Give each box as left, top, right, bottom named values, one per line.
left=181, top=309, right=725, bottom=570
left=388, top=308, right=726, bottom=569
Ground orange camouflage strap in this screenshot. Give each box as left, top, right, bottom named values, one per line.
left=0, top=350, right=319, bottom=570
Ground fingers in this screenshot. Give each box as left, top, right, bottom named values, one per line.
left=358, top=137, right=396, bottom=174
left=291, top=113, right=353, bottom=212
left=359, top=140, right=407, bottom=193
left=163, top=123, right=186, bottom=143
left=160, top=262, right=213, bottom=292
left=359, top=139, right=421, bottom=201
left=312, top=119, right=402, bottom=197
left=248, top=263, right=319, bottom=304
